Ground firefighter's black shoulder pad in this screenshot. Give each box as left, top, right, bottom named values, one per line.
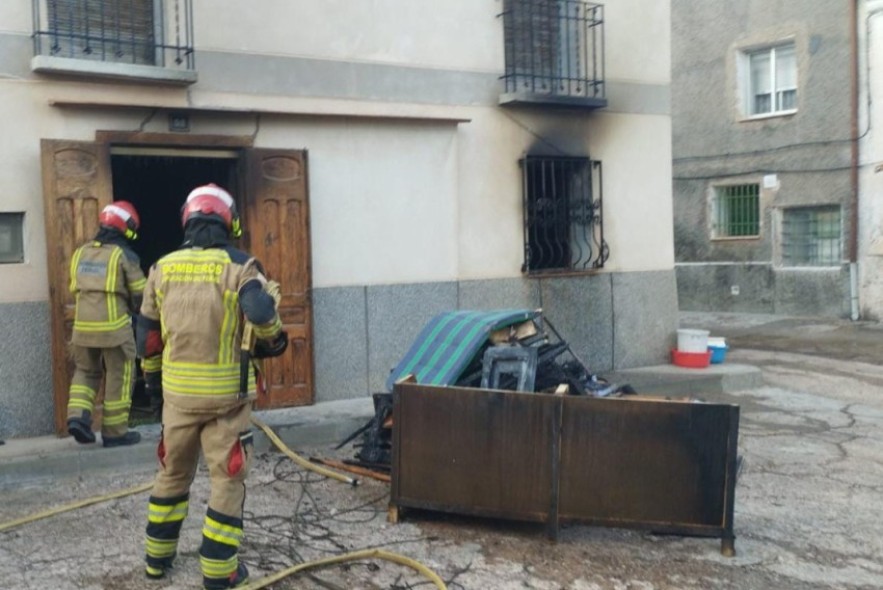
left=221, top=246, right=252, bottom=266
left=120, top=245, right=141, bottom=265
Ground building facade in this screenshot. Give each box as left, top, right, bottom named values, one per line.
left=673, top=1, right=863, bottom=318
left=0, top=0, right=676, bottom=437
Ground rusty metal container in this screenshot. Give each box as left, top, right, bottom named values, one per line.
left=390, top=382, right=740, bottom=555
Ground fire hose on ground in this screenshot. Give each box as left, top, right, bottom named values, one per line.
left=0, top=419, right=448, bottom=590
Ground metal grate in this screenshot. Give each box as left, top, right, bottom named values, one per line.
left=782, top=206, right=841, bottom=266
left=713, top=184, right=759, bottom=238
left=521, top=156, right=607, bottom=273
left=32, top=0, right=194, bottom=70
left=501, top=0, right=605, bottom=102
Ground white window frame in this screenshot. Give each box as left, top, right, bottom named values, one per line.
left=739, top=42, right=797, bottom=119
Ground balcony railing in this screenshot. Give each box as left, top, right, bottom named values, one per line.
left=32, top=0, right=195, bottom=83
left=501, top=0, right=606, bottom=108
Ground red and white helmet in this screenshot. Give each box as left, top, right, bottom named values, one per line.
left=99, top=201, right=140, bottom=240
left=181, top=183, right=242, bottom=237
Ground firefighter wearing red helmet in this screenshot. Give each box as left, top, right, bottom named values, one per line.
left=137, top=183, right=287, bottom=588
left=66, top=200, right=146, bottom=447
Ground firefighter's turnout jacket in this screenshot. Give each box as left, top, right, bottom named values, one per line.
left=69, top=237, right=146, bottom=347
left=138, top=241, right=281, bottom=584
left=138, top=245, right=282, bottom=410
left=66, top=234, right=146, bottom=437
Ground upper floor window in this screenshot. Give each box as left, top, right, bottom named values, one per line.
left=31, top=0, right=196, bottom=83
left=0, top=213, right=25, bottom=264
left=712, top=184, right=760, bottom=238
left=521, top=156, right=608, bottom=273
left=741, top=43, right=797, bottom=117
left=781, top=206, right=841, bottom=266
left=501, top=0, right=607, bottom=109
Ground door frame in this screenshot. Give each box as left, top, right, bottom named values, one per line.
left=43, top=131, right=315, bottom=434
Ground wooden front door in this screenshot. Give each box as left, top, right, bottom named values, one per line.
left=244, top=149, right=315, bottom=408
left=40, top=140, right=113, bottom=434
left=41, top=139, right=315, bottom=435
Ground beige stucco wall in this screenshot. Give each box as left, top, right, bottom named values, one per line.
left=0, top=0, right=673, bottom=301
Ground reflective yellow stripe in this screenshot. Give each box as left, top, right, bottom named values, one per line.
left=202, top=517, right=242, bottom=548
left=148, top=502, right=189, bottom=524
left=219, top=290, right=239, bottom=365
left=129, top=277, right=147, bottom=291
left=73, top=315, right=131, bottom=332
left=102, top=414, right=129, bottom=426
left=143, top=356, right=162, bottom=372
left=200, top=555, right=238, bottom=577
left=69, top=246, right=84, bottom=293
left=69, top=384, right=96, bottom=398
left=104, top=400, right=130, bottom=410
left=253, top=315, right=282, bottom=339
left=67, top=399, right=93, bottom=411
left=105, top=247, right=122, bottom=322
left=121, top=358, right=134, bottom=403
left=146, top=537, right=177, bottom=558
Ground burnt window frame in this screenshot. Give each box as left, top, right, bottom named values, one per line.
left=521, top=155, right=607, bottom=274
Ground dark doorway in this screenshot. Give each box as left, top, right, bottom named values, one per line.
left=110, top=150, right=241, bottom=414
left=110, top=151, right=241, bottom=273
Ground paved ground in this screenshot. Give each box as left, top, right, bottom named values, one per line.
left=1, top=312, right=882, bottom=589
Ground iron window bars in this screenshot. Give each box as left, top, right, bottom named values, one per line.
left=32, top=0, right=194, bottom=70
left=521, top=156, right=607, bottom=273
left=781, top=206, right=841, bottom=266
left=713, top=184, right=760, bottom=238
left=501, top=0, right=606, bottom=107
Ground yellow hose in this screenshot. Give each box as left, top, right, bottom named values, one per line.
left=0, top=481, right=153, bottom=533
left=0, top=423, right=449, bottom=590
left=250, top=416, right=358, bottom=486
left=240, top=548, right=447, bottom=590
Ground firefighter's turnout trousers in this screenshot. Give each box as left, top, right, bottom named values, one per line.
left=67, top=341, right=136, bottom=438
left=145, top=401, right=253, bottom=580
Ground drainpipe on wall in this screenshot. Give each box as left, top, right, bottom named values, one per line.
left=849, top=0, right=861, bottom=321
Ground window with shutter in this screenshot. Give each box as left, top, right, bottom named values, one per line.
left=46, top=0, right=157, bottom=65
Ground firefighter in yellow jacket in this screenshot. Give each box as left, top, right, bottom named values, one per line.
left=67, top=201, right=146, bottom=447
left=137, top=184, right=288, bottom=589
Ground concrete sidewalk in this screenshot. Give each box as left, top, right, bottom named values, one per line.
left=0, top=359, right=762, bottom=488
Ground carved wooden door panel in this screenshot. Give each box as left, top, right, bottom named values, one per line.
left=40, top=140, right=113, bottom=434
left=244, top=149, right=314, bottom=408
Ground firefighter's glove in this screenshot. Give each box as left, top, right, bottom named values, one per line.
left=254, top=331, right=289, bottom=359
left=145, top=371, right=163, bottom=416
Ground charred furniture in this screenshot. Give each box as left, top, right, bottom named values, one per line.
left=389, top=381, right=740, bottom=556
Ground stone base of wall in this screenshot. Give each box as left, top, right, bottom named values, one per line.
left=0, top=270, right=678, bottom=437
left=675, top=263, right=851, bottom=318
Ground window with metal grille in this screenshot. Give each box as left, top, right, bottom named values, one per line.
left=782, top=206, right=841, bottom=266
left=521, top=156, right=607, bottom=273
left=32, top=0, right=195, bottom=70
left=0, top=213, right=25, bottom=264
left=712, top=184, right=760, bottom=238
left=501, top=0, right=606, bottom=107
left=741, top=43, right=797, bottom=117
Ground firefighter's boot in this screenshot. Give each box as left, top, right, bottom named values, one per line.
left=103, top=430, right=141, bottom=448
left=145, top=552, right=176, bottom=580
left=67, top=411, right=95, bottom=444
left=203, top=563, right=249, bottom=590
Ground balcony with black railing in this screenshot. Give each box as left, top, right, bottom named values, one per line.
left=31, top=0, right=196, bottom=85
left=501, top=0, right=606, bottom=108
